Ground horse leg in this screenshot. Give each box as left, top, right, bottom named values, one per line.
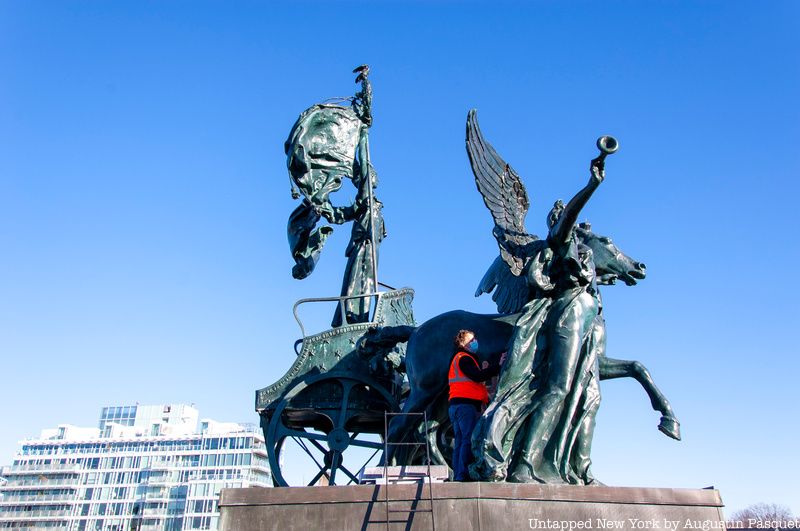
left=599, top=356, right=681, bottom=440
left=385, top=388, right=436, bottom=465
left=422, top=393, right=451, bottom=467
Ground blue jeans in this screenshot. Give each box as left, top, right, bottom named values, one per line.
left=449, top=403, right=479, bottom=481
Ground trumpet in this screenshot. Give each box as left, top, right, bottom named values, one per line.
left=595, top=135, right=619, bottom=163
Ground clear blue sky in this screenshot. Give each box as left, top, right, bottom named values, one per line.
left=1, top=0, right=798, bottom=515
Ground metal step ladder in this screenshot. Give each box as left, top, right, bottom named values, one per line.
left=382, top=411, right=436, bottom=530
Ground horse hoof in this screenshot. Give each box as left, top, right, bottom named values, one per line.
left=507, top=471, right=533, bottom=483
left=658, top=416, right=681, bottom=441
left=470, top=464, right=505, bottom=482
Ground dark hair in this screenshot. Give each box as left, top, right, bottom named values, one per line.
left=453, top=330, right=474, bottom=352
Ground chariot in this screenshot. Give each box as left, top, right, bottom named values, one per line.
left=256, top=289, right=415, bottom=486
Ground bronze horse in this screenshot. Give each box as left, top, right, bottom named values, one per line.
left=384, top=225, right=680, bottom=467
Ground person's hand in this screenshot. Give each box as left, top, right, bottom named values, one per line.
left=499, top=352, right=507, bottom=365
left=315, top=202, right=335, bottom=222
left=481, top=360, right=490, bottom=370
left=590, top=158, right=605, bottom=184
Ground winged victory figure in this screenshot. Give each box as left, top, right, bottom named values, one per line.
left=466, top=109, right=611, bottom=484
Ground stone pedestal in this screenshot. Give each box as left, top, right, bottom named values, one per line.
left=219, top=483, right=725, bottom=531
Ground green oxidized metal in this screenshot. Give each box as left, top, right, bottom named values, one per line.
left=384, top=111, right=680, bottom=485
left=257, top=66, right=415, bottom=487
left=258, top=67, right=680, bottom=487
left=256, top=288, right=414, bottom=486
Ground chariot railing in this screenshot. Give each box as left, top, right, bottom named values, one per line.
left=291, top=281, right=400, bottom=341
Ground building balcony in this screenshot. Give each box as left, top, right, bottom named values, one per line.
left=142, top=496, right=172, bottom=503
left=0, top=495, right=78, bottom=505
left=143, top=479, right=173, bottom=487
left=144, top=463, right=173, bottom=471
left=0, top=480, right=79, bottom=490
left=6, top=463, right=81, bottom=474
left=0, top=508, right=73, bottom=520
left=141, top=489, right=172, bottom=502
left=144, top=479, right=177, bottom=488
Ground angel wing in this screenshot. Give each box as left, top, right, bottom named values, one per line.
left=475, top=255, right=530, bottom=314
left=466, top=109, right=538, bottom=276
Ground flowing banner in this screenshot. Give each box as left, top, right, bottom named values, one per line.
left=284, top=66, right=382, bottom=327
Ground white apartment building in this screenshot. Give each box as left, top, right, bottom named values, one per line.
left=0, top=404, right=270, bottom=530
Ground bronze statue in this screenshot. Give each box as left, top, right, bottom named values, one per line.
left=381, top=225, right=674, bottom=471
left=262, top=71, right=681, bottom=485
left=259, top=66, right=414, bottom=486
left=467, top=109, right=678, bottom=483
left=384, top=111, right=679, bottom=484
left=284, top=65, right=384, bottom=326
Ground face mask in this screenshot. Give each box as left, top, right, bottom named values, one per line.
left=467, top=339, right=479, bottom=353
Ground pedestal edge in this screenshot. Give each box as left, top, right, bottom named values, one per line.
left=219, top=483, right=723, bottom=508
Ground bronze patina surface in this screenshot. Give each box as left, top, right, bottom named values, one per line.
left=258, top=67, right=681, bottom=487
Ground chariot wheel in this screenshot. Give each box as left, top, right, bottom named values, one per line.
left=266, top=373, right=399, bottom=486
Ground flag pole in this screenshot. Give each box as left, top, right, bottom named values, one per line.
left=362, top=128, right=379, bottom=294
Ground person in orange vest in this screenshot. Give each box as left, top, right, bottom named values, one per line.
left=448, top=329, right=505, bottom=481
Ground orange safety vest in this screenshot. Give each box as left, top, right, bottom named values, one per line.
left=448, top=351, right=489, bottom=403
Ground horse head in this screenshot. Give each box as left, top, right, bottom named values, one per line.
left=576, top=223, right=646, bottom=286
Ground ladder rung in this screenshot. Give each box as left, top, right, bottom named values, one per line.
left=383, top=410, right=436, bottom=530
left=379, top=478, right=432, bottom=481
left=369, top=519, right=426, bottom=524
